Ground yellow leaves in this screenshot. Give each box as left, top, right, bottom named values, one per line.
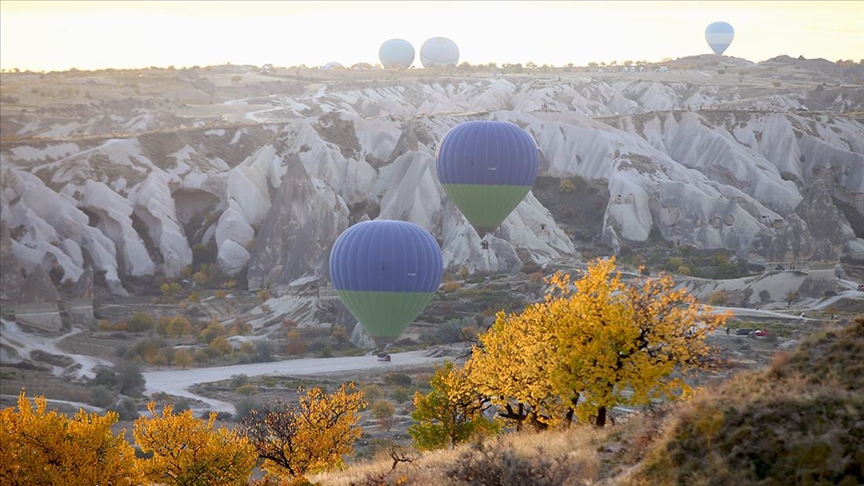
left=409, top=361, right=499, bottom=450
left=1, top=390, right=142, bottom=485
left=242, top=383, right=366, bottom=480
left=468, top=257, right=725, bottom=428
left=134, top=402, right=257, bottom=486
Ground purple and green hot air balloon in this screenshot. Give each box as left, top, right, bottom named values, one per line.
left=436, top=120, right=539, bottom=237
left=329, top=220, right=443, bottom=352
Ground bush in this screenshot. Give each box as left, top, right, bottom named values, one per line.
left=390, top=387, right=413, bottom=404
left=233, top=398, right=262, bottom=422
left=92, top=368, right=118, bottom=389
left=558, top=178, right=577, bottom=193
left=256, top=289, right=271, bottom=303
left=115, top=361, right=146, bottom=396
left=363, top=384, right=383, bottom=402
left=230, top=374, right=250, bottom=389
left=127, top=312, right=154, bottom=333
left=90, top=385, right=115, bottom=408
left=383, top=373, right=413, bottom=387
left=708, top=289, right=729, bottom=306
left=109, top=397, right=139, bottom=420
left=447, top=439, right=580, bottom=486
left=254, top=341, right=275, bottom=362
left=172, top=398, right=191, bottom=413
left=235, top=384, right=258, bottom=396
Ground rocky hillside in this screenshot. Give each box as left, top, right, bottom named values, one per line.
left=1, top=56, right=862, bottom=300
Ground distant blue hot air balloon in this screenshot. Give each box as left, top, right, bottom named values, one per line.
left=705, top=22, right=735, bottom=56
left=329, top=220, right=443, bottom=352
left=379, top=39, right=415, bottom=69
left=420, top=37, right=460, bottom=68
left=436, top=121, right=539, bottom=236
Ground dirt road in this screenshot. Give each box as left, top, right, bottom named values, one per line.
left=143, top=350, right=446, bottom=413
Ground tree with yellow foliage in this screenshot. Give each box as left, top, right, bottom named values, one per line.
left=550, top=258, right=728, bottom=426
left=466, top=258, right=727, bottom=428
left=409, top=361, right=500, bottom=450
left=133, top=402, right=257, bottom=486
left=241, top=382, right=366, bottom=480
left=468, top=306, right=570, bottom=431
left=0, top=391, right=142, bottom=485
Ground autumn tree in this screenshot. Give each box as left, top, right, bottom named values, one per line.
left=168, top=316, right=193, bottom=337
left=370, top=399, right=396, bottom=431
left=285, top=329, right=307, bottom=355
left=127, top=311, right=154, bottom=333
left=174, top=348, right=193, bottom=369
left=241, top=382, right=366, bottom=480
left=133, top=402, right=257, bottom=486
left=468, top=303, right=570, bottom=430
left=409, top=361, right=499, bottom=450
left=468, top=258, right=727, bottom=428
left=0, top=391, right=142, bottom=485
left=209, top=335, right=233, bottom=359
left=550, top=258, right=728, bottom=426
left=200, top=320, right=227, bottom=343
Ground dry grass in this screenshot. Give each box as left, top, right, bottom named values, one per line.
left=309, top=417, right=666, bottom=486
left=633, top=318, right=864, bottom=485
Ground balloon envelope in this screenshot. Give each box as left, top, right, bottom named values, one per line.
left=379, top=39, right=415, bottom=69
left=436, top=121, right=539, bottom=236
left=420, top=37, right=459, bottom=68
left=329, top=220, right=443, bottom=348
left=705, top=21, right=734, bottom=55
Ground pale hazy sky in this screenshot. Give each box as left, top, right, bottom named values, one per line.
left=1, top=1, right=862, bottom=72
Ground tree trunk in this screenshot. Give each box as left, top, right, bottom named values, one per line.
left=596, top=406, right=607, bottom=427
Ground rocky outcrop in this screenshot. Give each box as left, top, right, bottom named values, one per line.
left=0, top=222, right=24, bottom=302
left=795, top=179, right=855, bottom=260
left=18, top=264, right=61, bottom=304
left=246, top=155, right=349, bottom=290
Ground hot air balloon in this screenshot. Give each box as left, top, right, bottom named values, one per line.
left=379, top=39, right=415, bottom=69
left=705, top=21, right=734, bottom=56
left=420, top=37, right=459, bottom=68
left=436, top=121, right=539, bottom=237
left=329, top=220, right=443, bottom=354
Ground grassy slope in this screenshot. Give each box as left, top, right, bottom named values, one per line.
left=309, top=318, right=864, bottom=486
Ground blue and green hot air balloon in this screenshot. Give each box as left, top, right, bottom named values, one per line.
left=705, top=21, right=735, bottom=56
left=329, top=220, right=443, bottom=352
left=436, top=120, right=539, bottom=237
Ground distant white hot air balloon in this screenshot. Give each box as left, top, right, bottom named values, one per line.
left=379, top=39, right=415, bottom=69
left=705, top=22, right=735, bottom=56
left=420, top=37, right=459, bottom=68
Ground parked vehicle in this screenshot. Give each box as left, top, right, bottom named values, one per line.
left=857, top=283, right=864, bottom=291
left=735, top=328, right=755, bottom=336
left=754, top=329, right=769, bottom=337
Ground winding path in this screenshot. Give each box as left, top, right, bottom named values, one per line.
left=143, top=350, right=445, bottom=413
